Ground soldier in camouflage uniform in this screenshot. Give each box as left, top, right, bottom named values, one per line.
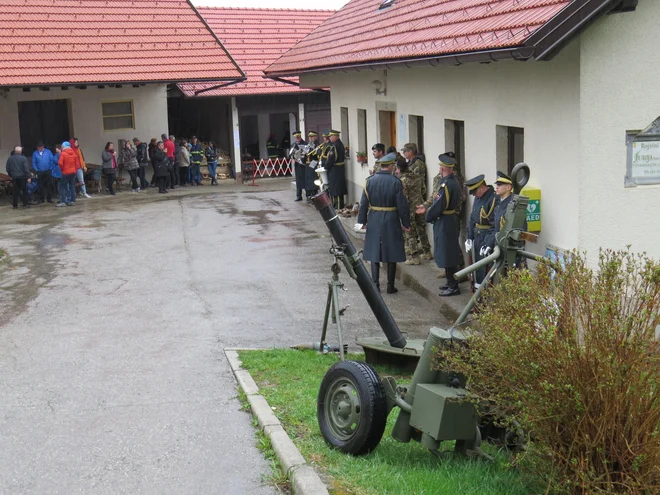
left=397, top=160, right=424, bottom=265
left=402, top=143, right=432, bottom=260
left=371, top=143, right=387, bottom=174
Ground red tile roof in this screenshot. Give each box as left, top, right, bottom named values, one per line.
left=265, top=0, right=573, bottom=76
left=0, top=0, right=244, bottom=87
left=178, top=7, right=335, bottom=97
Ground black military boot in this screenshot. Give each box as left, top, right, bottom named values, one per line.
left=439, top=266, right=461, bottom=297
left=386, top=263, right=398, bottom=294
left=371, top=262, right=380, bottom=292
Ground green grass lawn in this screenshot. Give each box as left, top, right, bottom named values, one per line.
left=238, top=349, right=543, bottom=495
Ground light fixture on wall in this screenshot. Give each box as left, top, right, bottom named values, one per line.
left=372, top=79, right=387, bottom=96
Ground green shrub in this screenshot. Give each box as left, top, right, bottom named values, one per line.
left=436, top=249, right=660, bottom=494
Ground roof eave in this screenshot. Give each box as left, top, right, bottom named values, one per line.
left=0, top=76, right=246, bottom=90
left=527, top=0, right=626, bottom=61
left=264, top=46, right=535, bottom=78
left=265, top=0, right=637, bottom=78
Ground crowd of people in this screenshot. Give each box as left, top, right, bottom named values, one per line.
left=4, top=134, right=231, bottom=208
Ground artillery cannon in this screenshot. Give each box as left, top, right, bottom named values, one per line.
left=312, top=163, right=541, bottom=457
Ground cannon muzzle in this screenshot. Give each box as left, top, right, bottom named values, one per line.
left=313, top=191, right=407, bottom=349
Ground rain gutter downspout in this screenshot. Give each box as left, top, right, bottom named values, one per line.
left=194, top=78, right=246, bottom=96
left=263, top=75, right=331, bottom=94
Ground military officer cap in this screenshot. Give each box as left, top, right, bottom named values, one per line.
left=307, top=130, right=318, bottom=137
left=292, top=130, right=302, bottom=138
left=376, top=152, right=397, bottom=166
left=465, top=174, right=486, bottom=194
left=494, top=171, right=513, bottom=185
left=322, top=130, right=330, bottom=138
left=438, top=152, right=457, bottom=167
left=329, top=129, right=341, bottom=137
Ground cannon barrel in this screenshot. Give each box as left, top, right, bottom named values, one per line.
left=455, top=246, right=501, bottom=281
left=313, top=192, right=407, bottom=349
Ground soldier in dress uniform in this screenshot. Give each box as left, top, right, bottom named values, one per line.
left=288, top=131, right=308, bottom=201
left=482, top=171, right=527, bottom=266
left=401, top=143, right=432, bottom=260
left=397, top=160, right=423, bottom=265
left=358, top=153, right=411, bottom=294
left=304, top=130, right=322, bottom=202
left=324, top=129, right=347, bottom=209
left=464, top=174, right=497, bottom=288
left=416, top=152, right=463, bottom=296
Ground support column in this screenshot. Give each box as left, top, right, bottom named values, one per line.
left=231, top=97, right=242, bottom=182
left=298, top=102, right=306, bottom=136
left=288, top=112, right=298, bottom=138
left=257, top=113, right=270, bottom=159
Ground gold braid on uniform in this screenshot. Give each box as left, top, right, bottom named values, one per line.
left=480, top=198, right=496, bottom=224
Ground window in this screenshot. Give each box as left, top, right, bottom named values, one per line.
left=378, top=0, right=395, bottom=9
left=357, top=109, right=367, bottom=154
left=496, top=125, right=524, bottom=175
left=408, top=115, right=424, bottom=154
left=102, top=100, right=134, bottom=130
left=444, top=119, right=465, bottom=179
left=340, top=107, right=350, bottom=148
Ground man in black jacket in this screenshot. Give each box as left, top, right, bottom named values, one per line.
left=5, top=146, right=31, bottom=209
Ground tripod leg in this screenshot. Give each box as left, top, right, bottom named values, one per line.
left=332, top=281, right=345, bottom=361
left=320, top=283, right=333, bottom=351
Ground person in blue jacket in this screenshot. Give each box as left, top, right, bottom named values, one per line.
left=31, top=141, right=54, bottom=203
left=357, top=152, right=411, bottom=294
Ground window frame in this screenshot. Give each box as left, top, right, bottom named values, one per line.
left=101, top=99, right=135, bottom=131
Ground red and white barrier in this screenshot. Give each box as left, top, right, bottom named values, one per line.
left=248, top=158, right=294, bottom=186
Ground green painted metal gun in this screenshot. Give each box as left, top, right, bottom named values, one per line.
left=315, top=163, right=538, bottom=458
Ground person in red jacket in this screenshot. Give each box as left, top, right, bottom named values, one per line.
left=57, top=141, right=79, bottom=206
left=161, top=133, right=175, bottom=189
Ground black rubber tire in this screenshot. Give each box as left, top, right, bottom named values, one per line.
left=317, top=360, right=388, bottom=456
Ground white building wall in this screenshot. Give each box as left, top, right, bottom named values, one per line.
left=579, top=3, right=660, bottom=262
left=0, top=84, right=168, bottom=165
left=302, top=44, right=581, bottom=256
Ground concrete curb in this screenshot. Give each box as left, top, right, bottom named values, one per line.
left=225, top=349, right=329, bottom=495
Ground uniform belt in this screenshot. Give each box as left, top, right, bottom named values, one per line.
left=370, top=206, right=396, bottom=212
left=442, top=209, right=456, bottom=215
left=475, top=224, right=491, bottom=229
left=335, top=162, right=345, bottom=166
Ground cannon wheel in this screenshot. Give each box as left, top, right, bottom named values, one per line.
left=317, top=360, right=387, bottom=456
